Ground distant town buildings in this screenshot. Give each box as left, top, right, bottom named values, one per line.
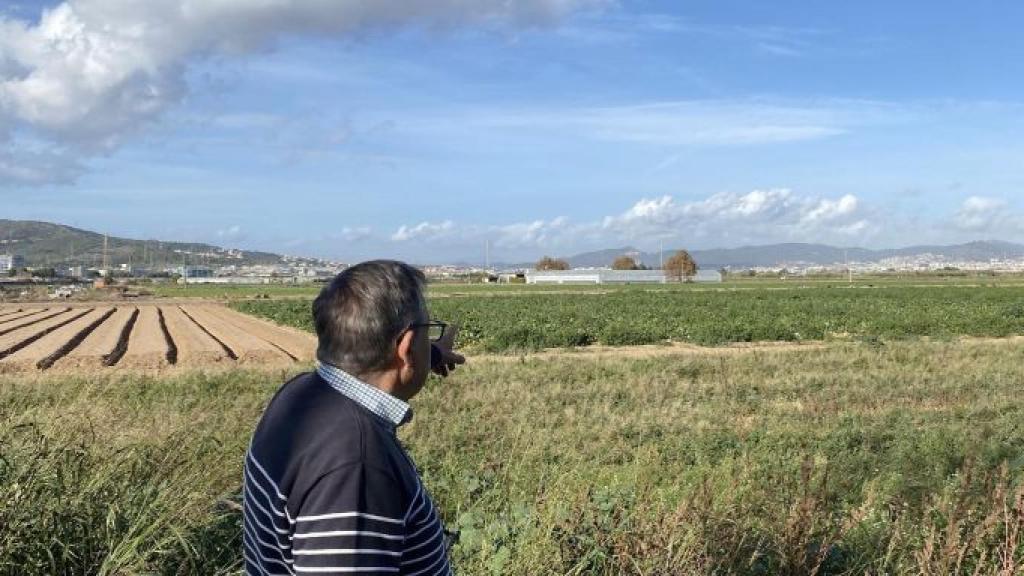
left=735, top=253, right=1024, bottom=275
left=526, top=269, right=723, bottom=284
left=174, top=262, right=345, bottom=284
left=0, top=254, right=25, bottom=272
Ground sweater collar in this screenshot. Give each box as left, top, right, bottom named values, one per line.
left=315, top=361, right=412, bottom=427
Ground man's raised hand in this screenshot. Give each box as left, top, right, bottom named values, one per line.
left=431, top=323, right=465, bottom=377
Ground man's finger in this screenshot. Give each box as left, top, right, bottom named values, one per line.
left=443, top=323, right=460, bottom=345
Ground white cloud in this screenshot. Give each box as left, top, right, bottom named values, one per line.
left=597, top=189, right=871, bottom=243
left=216, top=224, right=244, bottom=240
left=0, top=145, right=83, bottom=184
left=391, top=220, right=455, bottom=241
left=0, top=0, right=602, bottom=185
left=389, top=189, right=874, bottom=259
left=390, top=216, right=574, bottom=249
left=410, top=100, right=858, bottom=147
left=952, top=196, right=1013, bottom=233
left=335, top=226, right=373, bottom=242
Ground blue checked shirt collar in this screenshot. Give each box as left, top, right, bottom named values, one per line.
left=316, top=361, right=412, bottom=427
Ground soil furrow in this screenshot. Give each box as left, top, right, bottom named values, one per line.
left=0, top=308, right=66, bottom=335
left=0, top=307, right=26, bottom=319
left=180, top=305, right=237, bottom=358
left=36, top=308, right=117, bottom=370
left=0, top=309, right=79, bottom=354
left=0, top=308, right=94, bottom=364
left=51, top=307, right=136, bottom=370
left=103, top=308, right=139, bottom=366
left=161, top=306, right=228, bottom=364
left=157, top=308, right=177, bottom=365
left=181, top=305, right=292, bottom=364
left=207, top=306, right=315, bottom=362
left=0, top=303, right=314, bottom=371
left=0, top=308, right=45, bottom=325
left=119, top=306, right=170, bottom=369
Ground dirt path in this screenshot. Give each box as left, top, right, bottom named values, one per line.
left=201, top=305, right=316, bottom=362
left=52, top=306, right=136, bottom=370
left=0, top=308, right=113, bottom=372
left=120, top=306, right=170, bottom=369
left=467, top=340, right=830, bottom=363
left=465, top=333, right=1024, bottom=363
left=179, top=305, right=292, bottom=364
left=159, top=306, right=230, bottom=366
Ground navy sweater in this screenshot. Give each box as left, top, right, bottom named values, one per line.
left=242, top=371, right=451, bottom=575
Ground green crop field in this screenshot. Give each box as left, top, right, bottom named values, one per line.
left=139, top=271, right=1024, bottom=301
left=2, top=340, right=1022, bottom=574
left=234, top=284, right=1024, bottom=351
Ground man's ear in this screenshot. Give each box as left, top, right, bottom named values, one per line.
left=395, top=328, right=415, bottom=368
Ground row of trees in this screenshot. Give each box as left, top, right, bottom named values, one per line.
left=535, top=250, right=699, bottom=281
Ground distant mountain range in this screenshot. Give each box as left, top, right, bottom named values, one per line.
left=0, top=220, right=319, bottom=269
left=4, top=219, right=1022, bottom=271
left=505, top=241, right=1024, bottom=270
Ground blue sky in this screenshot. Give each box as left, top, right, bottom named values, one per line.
left=2, top=0, right=1024, bottom=263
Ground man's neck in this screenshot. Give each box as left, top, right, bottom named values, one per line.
left=357, top=369, right=405, bottom=400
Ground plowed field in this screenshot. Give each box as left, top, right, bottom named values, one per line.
left=0, top=304, right=315, bottom=373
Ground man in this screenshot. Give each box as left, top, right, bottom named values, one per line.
left=242, top=260, right=465, bottom=575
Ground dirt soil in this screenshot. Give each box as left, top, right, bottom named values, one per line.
left=0, top=307, right=51, bottom=325
left=0, top=303, right=317, bottom=373
left=179, top=305, right=292, bottom=365
left=0, top=308, right=67, bottom=334
left=119, top=306, right=170, bottom=370
left=199, top=304, right=316, bottom=362
left=0, top=308, right=112, bottom=372
left=0, top=309, right=78, bottom=352
left=53, top=306, right=136, bottom=370
left=160, top=305, right=230, bottom=366
left=468, top=340, right=830, bottom=363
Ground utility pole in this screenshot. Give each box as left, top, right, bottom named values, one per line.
left=485, top=239, right=490, bottom=271
left=845, top=249, right=852, bottom=284
left=660, top=240, right=664, bottom=269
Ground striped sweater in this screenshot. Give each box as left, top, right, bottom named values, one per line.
left=243, top=366, right=451, bottom=576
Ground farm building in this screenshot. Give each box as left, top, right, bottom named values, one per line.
left=525, top=269, right=722, bottom=284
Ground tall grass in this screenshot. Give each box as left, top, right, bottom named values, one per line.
left=2, top=340, right=1023, bottom=574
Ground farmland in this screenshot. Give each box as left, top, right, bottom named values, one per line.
left=234, top=284, right=1024, bottom=351
left=2, top=283, right=1024, bottom=575
left=0, top=303, right=315, bottom=372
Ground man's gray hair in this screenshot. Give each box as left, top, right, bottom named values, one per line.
left=312, top=260, right=427, bottom=375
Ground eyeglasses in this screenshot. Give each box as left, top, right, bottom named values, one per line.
left=407, top=320, right=448, bottom=342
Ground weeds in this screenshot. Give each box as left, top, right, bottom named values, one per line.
left=2, top=341, right=1023, bottom=574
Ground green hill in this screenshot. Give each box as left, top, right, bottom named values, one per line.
left=0, top=220, right=297, bottom=269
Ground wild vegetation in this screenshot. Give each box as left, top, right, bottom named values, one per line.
left=234, top=284, right=1024, bottom=352
left=2, top=339, right=1022, bottom=574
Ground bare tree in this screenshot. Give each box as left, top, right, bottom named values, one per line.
left=535, top=256, right=570, bottom=271
left=664, top=250, right=698, bottom=282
